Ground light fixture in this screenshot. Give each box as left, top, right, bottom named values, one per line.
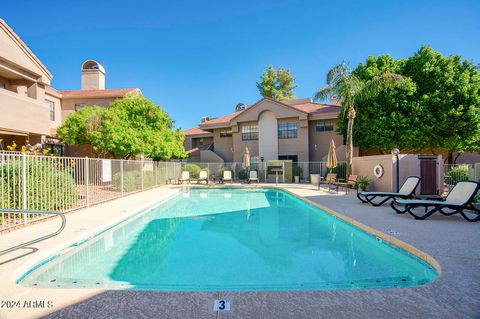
left=391, top=148, right=400, bottom=192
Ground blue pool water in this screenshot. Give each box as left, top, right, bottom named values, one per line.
left=19, top=188, right=438, bottom=290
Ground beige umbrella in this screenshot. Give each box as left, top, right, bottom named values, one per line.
left=242, top=147, right=250, bottom=170
left=326, top=140, right=338, bottom=171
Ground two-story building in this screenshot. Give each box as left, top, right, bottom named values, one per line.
left=0, top=19, right=139, bottom=155
left=183, top=97, right=357, bottom=164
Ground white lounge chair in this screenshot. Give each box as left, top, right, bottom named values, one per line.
left=248, top=170, right=259, bottom=184
left=179, top=171, right=190, bottom=184
left=357, top=176, right=420, bottom=206
left=391, top=181, right=480, bottom=222
left=198, top=170, right=208, bottom=184
left=221, top=170, right=233, bottom=184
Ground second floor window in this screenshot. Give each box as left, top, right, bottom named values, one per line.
left=46, top=99, right=55, bottom=121
left=241, top=125, right=258, bottom=140
left=220, top=129, right=232, bottom=137
left=316, top=120, right=334, bottom=132
left=278, top=122, right=298, bottom=139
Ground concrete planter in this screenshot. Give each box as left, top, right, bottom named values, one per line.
left=294, top=176, right=300, bottom=183
left=310, top=174, right=320, bottom=186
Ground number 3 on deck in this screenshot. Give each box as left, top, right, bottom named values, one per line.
left=214, top=299, right=230, bottom=311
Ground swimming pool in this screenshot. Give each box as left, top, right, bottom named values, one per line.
left=18, top=188, right=438, bottom=291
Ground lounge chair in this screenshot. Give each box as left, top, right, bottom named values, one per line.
left=357, top=176, right=420, bottom=206
left=221, top=170, right=233, bottom=184
left=179, top=171, right=190, bottom=184
left=391, top=181, right=480, bottom=222
left=197, top=170, right=208, bottom=184
left=248, top=170, right=259, bottom=184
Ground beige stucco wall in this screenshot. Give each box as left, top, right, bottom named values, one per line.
left=0, top=89, right=50, bottom=135
left=0, top=22, right=51, bottom=85
left=61, top=97, right=119, bottom=122
left=278, top=118, right=309, bottom=162
left=232, top=121, right=259, bottom=162
left=82, top=70, right=105, bottom=90
left=212, top=129, right=233, bottom=162
left=352, top=155, right=395, bottom=192
left=259, top=110, right=278, bottom=161
left=45, top=90, right=62, bottom=132
left=308, top=119, right=344, bottom=161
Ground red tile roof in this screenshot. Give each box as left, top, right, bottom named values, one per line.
left=59, top=88, right=139, bottom=99
left=182, top=127, right=213, bottom=136
left=290, top=103, right=342, bottom=115
left=200, top=110, right=244, bottom=126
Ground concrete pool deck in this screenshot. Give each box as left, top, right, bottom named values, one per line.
left=0, top=184, right=479, bottom=318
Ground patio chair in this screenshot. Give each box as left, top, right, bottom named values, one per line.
left=248, top=170, right=259, bottom=184
left=179, top=171, right=190, bottom=184
left=391, top=180, right=480, bottom=222
left=198, top=170, right=208, bottom=184
left=220, top=170, right=233, bottom=184
left=337, top=175, right=359, bottom=194
left=320, top=173, right=337, bottom=191
left=357, top=176, right=420, bottom=206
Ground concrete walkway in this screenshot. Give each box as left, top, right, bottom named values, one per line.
left=0, top=184, right=478, bottom=319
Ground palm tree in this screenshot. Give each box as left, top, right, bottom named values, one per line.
left=314, top=62, right=407, bottom=176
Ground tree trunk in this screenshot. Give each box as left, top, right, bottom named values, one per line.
left=346, top=105, right=356, bottom=177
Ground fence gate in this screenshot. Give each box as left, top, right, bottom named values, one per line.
left=418, top=155, right=438, bottom=195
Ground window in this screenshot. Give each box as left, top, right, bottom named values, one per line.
left=75, top=103, right=87, bottom=111
left=241, top=125, right=258, bottom=140
left=316, top=120, right=334, bottom=132
left=220, top=129, right=232, bottom=137
left=46, top=99, right=55, bottom=121
left=278, top=122, right=297, bottom=139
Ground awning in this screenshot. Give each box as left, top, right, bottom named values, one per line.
left=0, top=129, right=28, bottom=136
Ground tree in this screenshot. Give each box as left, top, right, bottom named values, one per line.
left=346, top=46, right=480, bottom=163
left=401, top=46, right=480, bottom=162
left=314, top=63, right=409, bottom=176
left=57, top=95, right=187, bottom=159
left=256, top=65, right=296, bottom=100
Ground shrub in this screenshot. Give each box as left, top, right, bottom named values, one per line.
left=357, top=176, right=369, bottom=191
left=112, top=170, right=157, bottom=192
left=0, top=158, right=76, bottom=210
left=238, top=169, right=248, bottom=180
left=181, top=164, right=202, bottom=178
left=446, top=165, right=469, bottom=184
left=324, top=162, right=347, bottom=179
left=293, top=165, right=303, bottom=178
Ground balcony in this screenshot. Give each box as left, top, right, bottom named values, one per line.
left=0, top=88, right=50, bottom=135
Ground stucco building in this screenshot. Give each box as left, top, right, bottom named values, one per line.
left=183, top=97, right=355, bottom=164
left=0, top=19, right=139, bottom=155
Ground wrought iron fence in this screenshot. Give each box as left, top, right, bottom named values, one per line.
left=0, top=152, right=182, bottom=231
left=444, top=164, right=475, bottom=186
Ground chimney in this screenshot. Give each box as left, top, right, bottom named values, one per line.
left=201, top=116, right=210, bottom=123
left=81, top=60, right=105, bottom=90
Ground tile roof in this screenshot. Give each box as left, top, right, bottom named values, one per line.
left=59, top=88, right=139, bottom=99
left=196, top=98, right=341, bottom=128
left=182, top=127, right=213, bottom=136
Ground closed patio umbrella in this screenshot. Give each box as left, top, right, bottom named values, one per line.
left=242, top=147, right=250, bottom=171
left=327, top=140, right=337, bottom=171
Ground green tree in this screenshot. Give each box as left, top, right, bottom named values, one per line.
left=401, top=46, right=480, bottom=162
left=346, top=46, right=480, bottom=163
left=256, top=65, right=296, bottom=100
left=315, top=63, right=409, bottom=176
left=58, top=95, right=187, bottom=159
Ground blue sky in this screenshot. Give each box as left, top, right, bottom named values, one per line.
left=3, top=0, right=479, bottom=129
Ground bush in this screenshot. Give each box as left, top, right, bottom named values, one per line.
left=181, top=164, right=202, bottom=179
left=293, top=165, right=303, bottom=178
left=112, top=170, right=157, bottom=192
left=357, top=176, right=369, bottom=191
left=0, top=159, right=76, bottom=210
left=238, top=169, right=248, bottom=180
left=446, top=165, right=469, bottom=184
left=324, top=162, right=347, bottom=179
